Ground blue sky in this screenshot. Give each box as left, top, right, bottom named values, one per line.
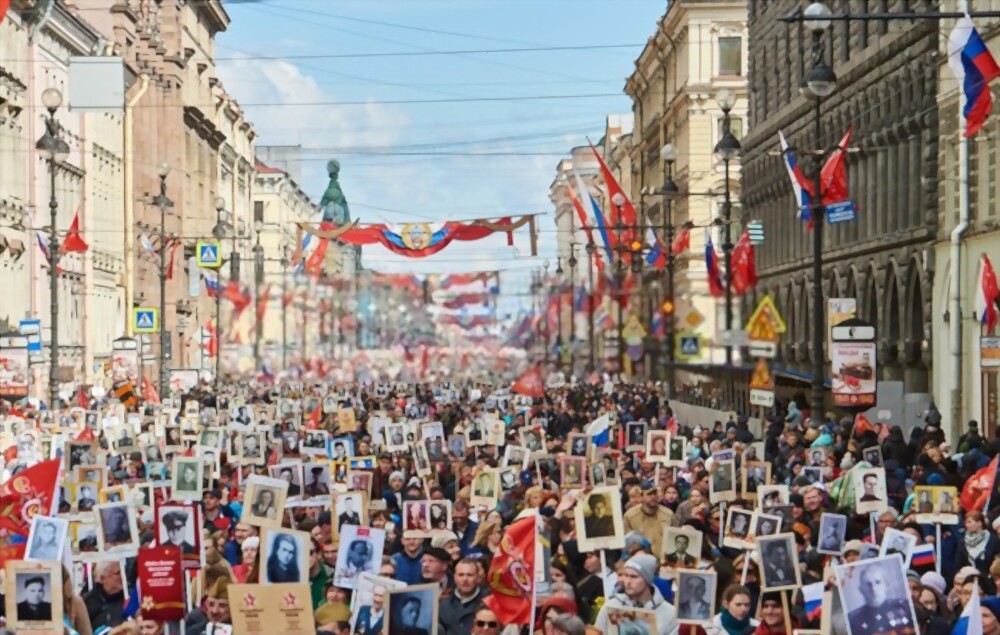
left=217, top=0, right=665, bottom=315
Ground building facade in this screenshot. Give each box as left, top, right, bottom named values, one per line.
left=741, top=2, right=936, bottom=413
left=1, top=0, right=129, bottom=396
left=625, top=0, right=749, bottom=372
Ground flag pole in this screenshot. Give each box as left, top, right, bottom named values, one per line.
left=527, top=517, right=539, bottom=635
left=950, top=0, right=972, bottom=439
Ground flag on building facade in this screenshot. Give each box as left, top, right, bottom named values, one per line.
left=949, top=15, right=1000, bottom=138
left=62, top=210, right=89, bottom=253
left=977, top=254, right=999, bottom=331
left=705, top=234, right=724, bottom=298
left=671, top=224, right=691, bottom=256
left=730, top=230, right=758, bottom=295
left=779, top=130, right=815, bottom=226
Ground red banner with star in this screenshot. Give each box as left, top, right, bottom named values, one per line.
left=485, top=515, right=536, bottom=624
left=137, top=546, right=185, bottom=622
left=0, top=459, right=61, bottom=536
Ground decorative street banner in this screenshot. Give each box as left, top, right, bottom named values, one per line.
left=0, top=334, right=29, bottom=400
left=137, top=546, right=185, bottom=622
left=295, top=215, right=538, bottom=260
left=228, top=583, right=316, bottom=635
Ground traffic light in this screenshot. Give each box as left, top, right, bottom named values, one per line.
left=629, top=239, right=643, bottom=253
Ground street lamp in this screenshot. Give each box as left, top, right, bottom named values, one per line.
left=714, top=88, right=741, bottom=368
left=252, top=220, right=264, bottom=371
left=151, top=162, right=174, bottom=398
left=543, top=259, right=551, bottom=369
left=280, top=250, right=290, bottom=370
left=554, top=257, right=564, bottom=371
left=35, top=87, right=69, bottom=409
left=212, top=198, right=232, bottom=393
left=567, top=247, right=578, bottom=377
left=584, top=241, right=597, bottom=372
left=659, top=143, right=680, bottom=388
left=802, top=1, right=837, bottom=422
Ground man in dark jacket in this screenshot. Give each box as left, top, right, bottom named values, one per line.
left=439, top=560, right=490, bottom=635
left=452, top=500, right=478, bottom=555
left=83, top=561, right=125, bottom=631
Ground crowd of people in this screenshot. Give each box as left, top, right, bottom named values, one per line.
left=0, top=380, right=999, bottom=635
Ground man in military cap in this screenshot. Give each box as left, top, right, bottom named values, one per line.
left=305, top=466, right=330, bottom=498
left=847, top=563, right=915, bottom=635
left=161, top=510, right=196, bottom=555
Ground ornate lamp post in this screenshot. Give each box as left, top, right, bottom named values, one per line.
left=714, top=88, right=742, bottom=368
left=35, top=88, right=70, bottom=408
left=554, top=257, right=564, bottom=371
left=212, top=198, right=233, bottom=392
left=152, top=162, right=174, bottom=397
left=252, top=221, right=264, bottom=370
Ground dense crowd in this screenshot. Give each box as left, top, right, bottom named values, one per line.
left=0, top=380, right=999, bottom=635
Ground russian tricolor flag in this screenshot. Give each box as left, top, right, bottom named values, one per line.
left=949, top=15, right=1000, bottom=138
left=911, top=543, right=936, bottom=569
left=802, top=582, right=823, bottom=623
left=644, top=226, right=666, bottom=269
left=952, top=584, right=983, bottom=635
left=705, top=233, right=724, bottom=298
left=587, top=414, right=611, bottom=447
left=779, top=131, right=815, bottom=225
left=203, top=271, right=221, bottom=299
left=977, top=254, right=999, bottom=331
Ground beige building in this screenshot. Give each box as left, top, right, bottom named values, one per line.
left=624, top=0, right=748, bottom=369
left=0, top=1, right=129, bottom=396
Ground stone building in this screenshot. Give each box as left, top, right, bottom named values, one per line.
left=740, top=1, right=936, bottom=413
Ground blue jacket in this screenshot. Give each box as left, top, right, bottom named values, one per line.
left=455, top=521, right=479, bottom=556
left=392, top=550, right=424, bottom=584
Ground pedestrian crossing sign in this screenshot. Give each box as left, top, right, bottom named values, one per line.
left=196, top=241, right=222, bottom=268
left=133, top=308, right=158, bottom=334
left=676, top=330, right=701, bottom=361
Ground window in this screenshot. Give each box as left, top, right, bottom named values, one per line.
left=254, top=200, right=264, bottom=224
left=719, top=37, right=743, bottom=76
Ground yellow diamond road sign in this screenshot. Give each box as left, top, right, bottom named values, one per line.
left=684, top=308, right=705, bottom=328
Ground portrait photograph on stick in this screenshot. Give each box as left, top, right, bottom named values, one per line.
left=385, top=583, right=439, bottom=635
left=5, top=560, right=62, bottom=631
left=835, top=554, right=918, bottom=635
left=95, top=503, right=139, bottom=556
left=241, top=475, right=289, bottom=529
left=155, top=503, right=202, bottom=568
left=25, top=516, right=68, bottom=562
left=662, top=526, right=701, bottom=570
left=675, top=570, right=717, bottom=625
left=757, top=533, right=801, bottom=591
left=334, top=525, right=385, bottom=589
left=261, top=527, right=310, bottom=584
left=575, top=485, right=625, bottom=552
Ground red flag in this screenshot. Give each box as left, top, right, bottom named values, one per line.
left=731, top=231, right=758, bottom=296
left=74, top=427, right=95, bottom=442
left=222, top=281, right=251, bottom=314
left=820, top=128, right=853, bottom=208
left=61, top=209, right=89, bottom=254
left=978, top=254, right=999, bottom=332
left=666, top=415, right=678, bottom=436
left=853, top=413, right=876, bottom=437
left=306, top=406, right=321, bottom=430
left=671, top=225, right=691, bottom=256
left=256, top=284, right=272, bottom=324
left=0, top=459, right=61, bottom=536
left=76, top=385, right=89, bottom=409
left=962, top=454, right=1000, bottom=512
left=0, top=0, right=11, bottom=25
left=512, top=367, right=545, bottom=399
left=165, top=239, right=181, bottom=280
left=305, top=237, right=329, bottom=276
left=590, top=143, right=637, bottom=228
left=203, top=321, right=218, bottom=357
left=484, top=516, right=536, bottom=624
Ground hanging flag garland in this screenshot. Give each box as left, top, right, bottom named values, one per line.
left=294, top=215, right=538, bottom=260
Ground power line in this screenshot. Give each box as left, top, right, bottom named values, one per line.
left=131, top=93, right=623, bottom=108
left=215, top=43, right=644, bottom=61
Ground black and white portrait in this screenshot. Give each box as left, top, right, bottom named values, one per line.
left=835, top=555, right=918, bottom=635
left=157, top=504, right=199, bottom=560
left=386, top=584, right=439, bottom=635
left=667, top=435, right=687, bottom=466
left=568, top=433, right=589, bottom=459
left=350, top=574, right=406, bottom=635
left=752, top=512, right=782, bottom=539
left=519, top=428, right=543, bottom=453
left=66, top=442, right=97, bottom=470
left=854, top=468, right=887, bottom=514
left=499, top=468, right=518, bottom=491
left=802, top=466, right=824, bottom=486
left=261, top=528, right=309, bottom=584
left=709, top=460, right=736, bottom=503
left=676, top=570, right=716, bottom=625
left=237, top=432, right=265, bottom=465
left=96, top=503, right=138, bottom=554
left=663, top=527, right=701, bottom=569
left=576, top=486, right=624, bottom=552
left=471, top=470, right=499, bottom=507
left=758, top=485, right=789, bottom=509
left=229, top=404, right=254, bottom=430
left=604, top=606, right=657, bottom=635
left=757, top=534, right=800, bottom=591
left=447, top=435, right=466, bottom=460
left=818, top=513, right=848, bottom=555
left=625, top=422, right=646, bottom=451
left=334, top=525, right=386, bottom=589
left=723, top=508, right=753, bottom=549
left=111, top=425, right=136, bottom=453
left=74, top=483, right=98, bottom=513
left=560, top=456, right=586, bottom=489
left=270, top=464, right=304, bottom=499
left=741, top=461, right=769, bottom=500
left=7, top=563, right=60, bottom=627
left=879, top=528, right=917, bottom=569
left=384, top=424, right=408, bottom=452
left=336, top=492, right=365, bottom=533
left=199, top=427, right=223, bottom=450
left=241, top=475, right=289, bottom=529
left=172, top=458, right=203, bottom=499
left=423, top=436, right=444, bottom=463
left=502, top=445, right=527, bottom=470
left=807, top=447, right=826, bottom=467
left=25, top=516, right=67, bottom=562
left=304, top=464, right=331, bottom=499
left=428, top=501, right=450, bottom=531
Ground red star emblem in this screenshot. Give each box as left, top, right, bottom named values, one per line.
left=244, top=594, right=256, bottom=608
left=284, top=593, right=297, bottom=607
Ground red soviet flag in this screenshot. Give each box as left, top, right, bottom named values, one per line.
left=0, top=459, right=61, bottom=536
left=512, top=366, right=545, bottom=399
left=962, top=454, right=1000, bottom=512
left=484, top=515, right=536, bottom=624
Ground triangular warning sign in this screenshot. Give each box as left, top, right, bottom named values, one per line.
left=749, top=359, right=775, bottom=390
left=745, top=295, right=786, bottom=342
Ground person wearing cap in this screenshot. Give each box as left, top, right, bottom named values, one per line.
left=755, top=591, right=795, bottom=635
left=315, top=601, right=351, bottom=635
left=161, top=510, right=196, bottom=555
left=188, top=576, right=232, bottom=635
left=421, top=544, right=454, bottom=596
left=623, top=481, right=674, bottom=556
left=594, top=553, right=677, bottom=635
left=201, top=488, right=235, bottom=533
left=439, top=558, right=490, bottom=635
